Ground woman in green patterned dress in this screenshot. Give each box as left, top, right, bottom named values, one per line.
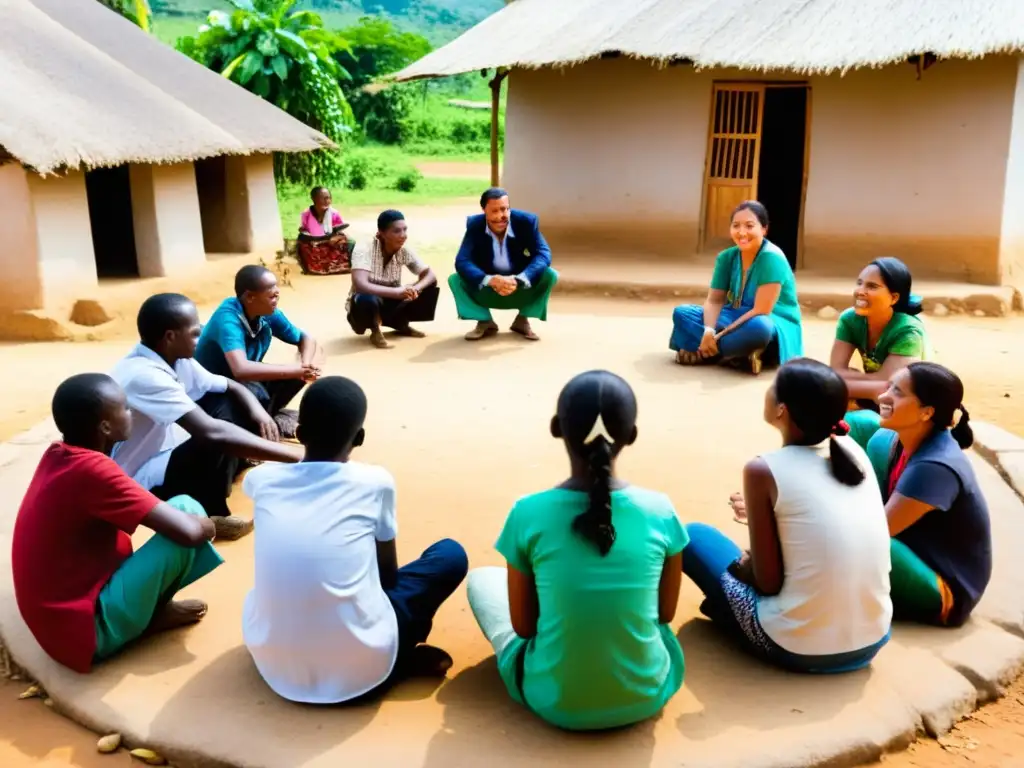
left=829, top=257, right=929, bottom=448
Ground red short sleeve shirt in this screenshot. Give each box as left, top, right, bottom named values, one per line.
left=12, top=443, right=159, bottom=673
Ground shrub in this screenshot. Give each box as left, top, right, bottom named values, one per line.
left=394, top=169, right=423, bottom=192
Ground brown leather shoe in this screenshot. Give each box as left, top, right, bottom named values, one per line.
left=510, top=316, right=539, bottom=341
left=393, top=325, right=426, bottom=338
left=213, top=515, right=253, bottom=541
left=465, top=321, right=498, bottom=341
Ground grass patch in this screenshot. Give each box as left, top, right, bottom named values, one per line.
left=278, top=176, right=484, bottom=233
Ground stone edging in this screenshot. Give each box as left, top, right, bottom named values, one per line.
left=1, top=419, right=1024, bottom=768
left=972, top=421, right=1024, bottom=503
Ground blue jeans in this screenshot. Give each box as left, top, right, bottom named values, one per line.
left=683, top=523, right=889, bottom=673
left=669, top=304, right=775, bottom=360
left=352, top=538, right=468, bottom=701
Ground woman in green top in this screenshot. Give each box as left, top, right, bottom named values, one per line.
left=830, top=257, right=928, bottom=449
left=670, top=201, right=803, bottom=375
left=466, top=371, right=687, bottom=731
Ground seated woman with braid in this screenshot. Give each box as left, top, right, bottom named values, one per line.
left=830, top=257, right=929, bottom=449
left=867, top=363, right=992, bottom=627
left=466, top=370, right=687, bottom=730
left=688, top=359, right=892, bottom=673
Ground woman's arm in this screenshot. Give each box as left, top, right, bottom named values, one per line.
left=658, top=552, right=683, bottom=623
left=842, top=354, right=920, bottom=400
left=508, top=564, right=539, bottom=639
left=702, top=288, right=727, bottom=330
left=830, top=339, right=857, bottom=372
left=715, top=283, right=782, bottom=340
left=885, top=494, right=934, bottom=537
left=744, top=458, right=784, bottom=596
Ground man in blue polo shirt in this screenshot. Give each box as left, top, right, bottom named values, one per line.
left=195, top=265, right=324, bottom=439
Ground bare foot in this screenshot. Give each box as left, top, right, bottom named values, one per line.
left=393, top=325, right=426, bottom=338
left=147, top=599, right=208, bottom=635
left=370, top=328, right=394, bottom=349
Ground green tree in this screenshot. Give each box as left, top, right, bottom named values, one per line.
left=177, top=0, right=353, bottom=183
left=337, top=17, right=430, bottom=144
left=96, top=0, right=153, bottom=31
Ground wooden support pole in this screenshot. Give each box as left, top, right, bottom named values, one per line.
left=489, top=69, right=508, bottom=187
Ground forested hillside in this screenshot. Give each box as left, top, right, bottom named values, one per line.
left=152, top=0, right=502, bottom=43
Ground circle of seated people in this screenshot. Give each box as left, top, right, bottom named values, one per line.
left=8, top=195, right=990, bottom=734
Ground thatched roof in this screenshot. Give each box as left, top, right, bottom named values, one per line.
left=395, top=0, right=1024, bottom=81
left=0, top=0, right=333, bottom=175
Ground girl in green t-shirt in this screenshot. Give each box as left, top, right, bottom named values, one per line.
left=829, top=257, right=929, bottom=448
left=466, top=371, right=688, bottom=731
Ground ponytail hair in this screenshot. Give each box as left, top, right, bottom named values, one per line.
left=951, top=405, right=973, bottom=449
left=774, top=359, right=866, bottom=487
left=871, top=257, right=923, bottom=316
left=827, top=420, right=866, bottom=487
left=906, top=362, right=973, bottom=449
left=572, top=437, right=616, bottom=556
left=555, top=371, right=638, bottom=557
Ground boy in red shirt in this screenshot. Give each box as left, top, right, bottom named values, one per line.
left=12, top=373, right=223, bottom=673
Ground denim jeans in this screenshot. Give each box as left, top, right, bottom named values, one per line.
left=350, top=538, right=469, bottom=701
left=669, top=304, right=775, bottom=360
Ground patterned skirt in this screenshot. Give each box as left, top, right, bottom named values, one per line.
left=297, top=240, right=352, bottom=275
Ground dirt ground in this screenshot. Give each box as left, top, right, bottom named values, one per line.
left=2, top=254, right=1024, bottom=766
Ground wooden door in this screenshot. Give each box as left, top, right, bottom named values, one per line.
left=701, top=85, right=765, bottom=250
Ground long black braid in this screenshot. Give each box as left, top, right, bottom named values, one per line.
left=573, top=435, right=616, bottom=555
left=556, top=371, right=637, bottom=557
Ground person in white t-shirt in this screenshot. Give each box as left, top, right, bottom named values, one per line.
left=110, top=294, right=303, bottom=541
left=242, top=376, right=468, bottom=704
left=683, top=358, right=893, bottom=673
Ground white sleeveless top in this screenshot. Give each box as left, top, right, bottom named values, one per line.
left=757, top=436, right=892, bottom=656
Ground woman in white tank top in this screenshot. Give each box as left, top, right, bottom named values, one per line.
left=683, top=359, right=893, bottom=673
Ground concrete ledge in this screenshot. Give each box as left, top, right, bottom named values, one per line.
left=1, top=420, right=1024, bottom=768
left=972, top=421, right=1024, bottom=502
left=551, top=254, right=1020, bottom=316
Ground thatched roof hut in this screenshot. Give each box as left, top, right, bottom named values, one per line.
left=0, top=0, right=332, bottom=175
left=395, top=0, right=1024, bottom=80
left=392, top=0, right=1024, bottom=292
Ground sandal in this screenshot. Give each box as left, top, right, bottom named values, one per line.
left=675, top=350, right=702, bottom=366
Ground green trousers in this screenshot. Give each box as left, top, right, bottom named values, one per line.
left=448, top=268, right=559, bottom=323
left=890, top=539, right=954, bottom=625
left=866, top=429, right=953, bottom=625
left=845, top=409, right=883, bottom=450
left=94, top=495, right=224, bottom=661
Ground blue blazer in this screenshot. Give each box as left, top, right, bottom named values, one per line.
left=454, top=209, right=552, bottom=287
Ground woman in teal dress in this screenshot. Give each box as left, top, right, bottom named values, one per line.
left=465, top=371, right=687, bottom=730
left=830, top=257, right=929, bottom=448
left=669, top=201, right=803, bottom=375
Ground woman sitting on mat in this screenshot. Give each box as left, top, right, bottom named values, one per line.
left=466, top=370, right=687, bottom=730
left=669, top=201, right=803, bottom=375
left=867, top=362, right=991, bottom=627
left=830, top=257, right=929, bottom=449
left=297, top=186, right=352, bottom=275
left=686, top=359, right=892, bottom=673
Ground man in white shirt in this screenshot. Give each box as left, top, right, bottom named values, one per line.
left=111, top=293, right=303, bottom=540
left=242, top=376, right=467, bottom=703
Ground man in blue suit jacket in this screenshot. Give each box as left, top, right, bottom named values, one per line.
left=449, top=188, right=558, bottom=341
